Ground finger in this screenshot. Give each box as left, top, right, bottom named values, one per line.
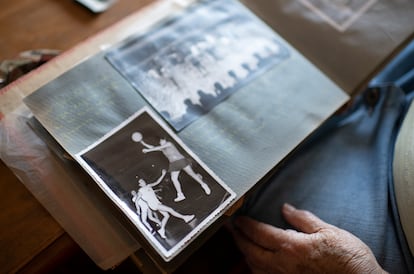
left=282, top=203, right=331, bottom=234
left=231, top=225, right=281, bottom=273
left=234, top=216, right=290, bottom=250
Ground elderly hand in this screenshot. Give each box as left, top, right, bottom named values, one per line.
left=230, top=203, right=387, bottom=274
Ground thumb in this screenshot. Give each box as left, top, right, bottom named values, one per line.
left=282, top=203, right=331, bottom=234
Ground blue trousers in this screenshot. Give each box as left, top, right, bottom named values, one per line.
left=240, top=40, right=414, bottom=273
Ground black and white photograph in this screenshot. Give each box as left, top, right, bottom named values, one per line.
left=106, top=0, right=289, bottom=131
left=74, top=107, right=235, bottom=261
left=299, top=0, right=377, bottom=31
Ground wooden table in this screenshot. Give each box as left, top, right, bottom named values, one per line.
left=0, top=0, right=154, bottom=61
left=0, top=1, right=154, bottom=273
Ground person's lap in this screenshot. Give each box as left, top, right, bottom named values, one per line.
left=240, top=85, right=414, bottom=273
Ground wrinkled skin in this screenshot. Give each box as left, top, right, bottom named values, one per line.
left=229, top=203, right=387, bottom=274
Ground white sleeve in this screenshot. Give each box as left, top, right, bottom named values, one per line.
left=393, top=100, right=414, bottom=256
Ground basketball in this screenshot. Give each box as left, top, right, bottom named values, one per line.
left=131, top=132, right=143, bottom=142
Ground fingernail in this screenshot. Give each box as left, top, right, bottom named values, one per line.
left=283, top=203, right=295, bottom=213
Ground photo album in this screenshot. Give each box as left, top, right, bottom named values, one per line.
left=22, top=0, right=351, bottom=264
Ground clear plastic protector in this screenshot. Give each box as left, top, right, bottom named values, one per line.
left=0, top=104, right=140, bottom=269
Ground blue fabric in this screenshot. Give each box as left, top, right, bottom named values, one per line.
left=240, top=40, right=414, bottom=273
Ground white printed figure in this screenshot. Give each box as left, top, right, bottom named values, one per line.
left=132, top=132, right=211, bottom=202
left=132, top=189, right=161, bottom=232
left=131, top=169, right=195, bottom=239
